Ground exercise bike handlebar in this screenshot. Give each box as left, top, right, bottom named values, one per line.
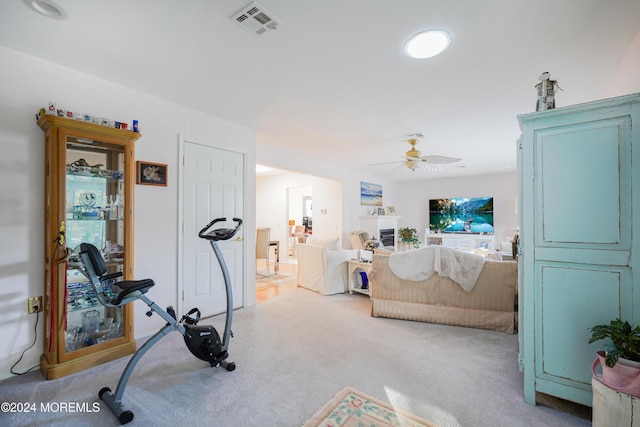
left=198, top=217, right=243, bottom=241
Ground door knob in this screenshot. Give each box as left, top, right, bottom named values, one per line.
left=236, top=236, right=244, bottom=241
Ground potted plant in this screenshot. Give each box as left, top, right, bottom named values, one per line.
left=398, top=227, right=419, bottom=249
left=590, top=318, right=640, bottom=367
left=589, top=318, right=640, bottom=397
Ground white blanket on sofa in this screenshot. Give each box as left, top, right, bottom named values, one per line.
left=388, top=246, right=485, bottom=292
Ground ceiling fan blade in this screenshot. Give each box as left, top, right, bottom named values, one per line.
left=369, top=160, right=404, bottom=166
left=416, top=162, right=443, bottom=172
left=421, top=155, right=462, bottom=164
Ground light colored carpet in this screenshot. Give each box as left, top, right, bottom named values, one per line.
left=0, top=288, right=591, bottom=426
left=303, top=387, right=439, bottom=427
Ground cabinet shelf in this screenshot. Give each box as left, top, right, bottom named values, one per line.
left=66, top=169, right=124, bottom=181
left=38, top=114, right=140, bottom=380
left=424, top=232, right=495, bottom=251
left=65, top=217, right=124, bottom=222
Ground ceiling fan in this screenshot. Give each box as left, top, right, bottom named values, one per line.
left=371, top=133, right=462, bottom=172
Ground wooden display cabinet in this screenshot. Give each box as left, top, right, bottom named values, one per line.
left=37, top=114, right=141, bottom=379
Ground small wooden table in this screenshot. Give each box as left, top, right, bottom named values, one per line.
left=347, top=260, right=373, bottom=298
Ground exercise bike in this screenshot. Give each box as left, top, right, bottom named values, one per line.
left=78, top=217, right=242, bottom=425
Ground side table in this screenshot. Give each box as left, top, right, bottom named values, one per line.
left=347, top=260, right=373, bottom=298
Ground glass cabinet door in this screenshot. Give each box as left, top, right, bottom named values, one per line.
left=39, top=114, right=139, bottom=379
left=64, top=139, right=127, bottom=353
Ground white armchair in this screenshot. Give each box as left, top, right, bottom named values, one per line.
left=296, top=237, right=358, bottom=295
left=348, top=230, right=370, bottom=249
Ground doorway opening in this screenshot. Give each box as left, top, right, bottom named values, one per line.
left=255, top=164, right=342, bottom=302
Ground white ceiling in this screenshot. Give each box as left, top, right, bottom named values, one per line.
left=2, top=1, right=639, bottom=181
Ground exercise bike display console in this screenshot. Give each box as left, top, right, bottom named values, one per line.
left=79, top=217, right=242, bottom=425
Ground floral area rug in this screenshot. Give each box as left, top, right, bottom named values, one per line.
left=255, top=271, right=297, bottom=289
left=302, top=387, right=438, bottom=427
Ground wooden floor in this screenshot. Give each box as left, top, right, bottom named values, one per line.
left=255, top=261, right=298, bottom=303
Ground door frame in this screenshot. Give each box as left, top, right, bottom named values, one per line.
left=177, top=135, right=255, bottom=318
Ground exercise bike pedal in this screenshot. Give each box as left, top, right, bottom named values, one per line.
left=208, top=349, right=236, bottom=370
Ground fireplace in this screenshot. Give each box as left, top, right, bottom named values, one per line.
left=359, top=215, right=399, bottom=250
left=379, top=228, right=395, bottom=248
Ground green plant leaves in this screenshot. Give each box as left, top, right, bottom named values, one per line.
left=589, top=318, right=640, bottom=367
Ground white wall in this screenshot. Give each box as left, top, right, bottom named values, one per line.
left=256, top=143, right=397, bottom=248
left=0, top=46, right=256, bottom=379
left=256, top=173, right=342, bottom=258
left=390, top=172, right=519, bottom=247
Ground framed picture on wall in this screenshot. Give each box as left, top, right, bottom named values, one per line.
left=360, top=181, right=383, bottom=206
left=136, top=161, right=168, bottom=186
left=385, top=206, right=396, bottom=216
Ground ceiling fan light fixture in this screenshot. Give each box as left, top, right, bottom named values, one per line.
left=404, top=159, right=420, bottom=171
left=405, top=30, right=451, bottom=59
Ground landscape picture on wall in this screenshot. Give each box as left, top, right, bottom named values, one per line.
left=429, top=197, right=494, bottom=233
left=360, top=181, right=383, bottom=206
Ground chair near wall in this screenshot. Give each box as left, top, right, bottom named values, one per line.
left=256, top=227, right=273, bottom=276
left=289, top=225, right=307, bottom=257
left=348, top=230, right=370, bottom=250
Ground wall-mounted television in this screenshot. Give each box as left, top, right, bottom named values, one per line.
left=429, top=197, right=494, bottom=233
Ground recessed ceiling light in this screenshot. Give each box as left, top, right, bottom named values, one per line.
left=23, top=0, right=67, bottom=20
left=405, top=30, right=451, bottom=59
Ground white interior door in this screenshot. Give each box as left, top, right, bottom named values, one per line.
left=182, top=141, right=244, bottom=318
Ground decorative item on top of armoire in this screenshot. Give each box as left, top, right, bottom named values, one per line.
left=37, top=103, right=139, bottom=132
left=535, top=71, right=562, bottom=111
left=518, top=92, right=640, bottom=407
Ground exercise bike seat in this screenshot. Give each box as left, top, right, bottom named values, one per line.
left=80, top=243, right=155, bottom=306
left=109, top=279, right=155, bottom=305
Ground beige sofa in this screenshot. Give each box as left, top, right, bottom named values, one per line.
left=370, top=247, right=518, bottom=333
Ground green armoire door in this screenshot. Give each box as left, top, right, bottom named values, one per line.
left=518, top=93, right=640, bottom=406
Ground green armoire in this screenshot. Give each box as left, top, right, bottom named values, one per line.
left=518, top=93, right=640, bottom=406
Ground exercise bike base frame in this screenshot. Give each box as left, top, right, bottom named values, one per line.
left=97, top=284, right=234, bottom=424
left=79, top=217, right=241, bottom=424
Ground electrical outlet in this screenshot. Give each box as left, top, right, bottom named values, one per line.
left=28, top=296, right=42, bottom=314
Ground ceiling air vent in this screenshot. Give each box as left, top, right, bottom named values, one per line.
left=231, top=2, right=281, bottom=36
